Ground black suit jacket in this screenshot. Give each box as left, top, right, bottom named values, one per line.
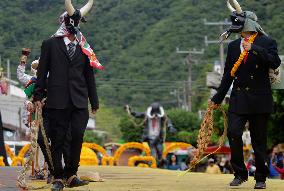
left=34, top=37, right=99, bottom=110
left=212, top=34, right=281, bottom=114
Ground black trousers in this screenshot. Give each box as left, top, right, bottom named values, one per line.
left=228, top=112, right=269, bottom=182
left=37, top=107, right=71, bottom=175
left=48, top=105, right=88, bottom=179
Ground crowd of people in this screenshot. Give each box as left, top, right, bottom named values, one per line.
left=162, top=145, right=284, bottom=180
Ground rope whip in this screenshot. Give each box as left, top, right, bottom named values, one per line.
left=17, top=107, right=54, bottom=190
left=179, top=104, right=228, bottom=177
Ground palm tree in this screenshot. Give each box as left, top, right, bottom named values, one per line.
left=0, top=111, right=9, bottom=166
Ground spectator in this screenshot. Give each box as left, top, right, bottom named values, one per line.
left=205, top=158, right=221, bottom=174
left=269, top=147, right=281, bottom=179
left=218, top=157, right=233, bottom=174
left=167, top=154, right=181, bottom=170
left=246, top=152, right=256, bottom=176
left=272, top=157, right=284, bottom=180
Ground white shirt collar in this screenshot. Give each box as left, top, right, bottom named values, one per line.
left=63, top=36, right=78, bottom=46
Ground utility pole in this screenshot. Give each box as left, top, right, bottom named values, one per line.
left=204, top=18, right=232, bottom=74
left=6, top=59, right=11, bottom=80
left=176, top=48, right=204, bottom=112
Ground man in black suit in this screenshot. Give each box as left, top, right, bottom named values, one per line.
left=34, top=1, right=102, bottom=190
left=211, top=0, right=281, bottom=189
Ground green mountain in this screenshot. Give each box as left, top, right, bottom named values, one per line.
left=1, top=0, right=283, bottom=111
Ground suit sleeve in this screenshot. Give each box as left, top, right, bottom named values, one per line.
left=251, top=38, right=281, bottom=69
left=211, top=43, right=234, bottom=104
left=33, top=40, right=49, bottom=102
left=85, top=60, right=99, bottom=110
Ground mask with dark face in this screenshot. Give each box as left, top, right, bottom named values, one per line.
left=64, top=0, right=93, bottom=35
left=150, top=102, right=161, bottom=116
left=220, top=0, right=244, bottom=41
left=229, top=11, right=246, bottom=33
left=64, top=9, right=81, bottom=35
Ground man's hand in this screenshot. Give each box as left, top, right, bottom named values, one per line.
left=242, top=40, right=252, bottom=51
left=124, top=105, right=131, bottom=114
left=92, top=109, right=97, bottom=115
left=34, top=101, right=43, bottom=109
left=208, top=100, right=219, bottom=109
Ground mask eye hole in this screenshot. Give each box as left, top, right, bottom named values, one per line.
left=70, top=18, right=75, bottom=26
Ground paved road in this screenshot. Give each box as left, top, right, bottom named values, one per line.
left=0, top=167, right=21, bottom=191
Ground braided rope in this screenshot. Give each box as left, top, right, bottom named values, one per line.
left=17, top=108, right=53, bottom=190
left=179, top=104, right=228, bottom=176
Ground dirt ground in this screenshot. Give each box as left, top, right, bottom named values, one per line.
left=26, top=166, right=284, bottom=191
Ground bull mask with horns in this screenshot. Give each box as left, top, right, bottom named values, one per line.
left=64, top=0, right=93, bottom=35
left=53, top=0, right=104, bottom=70
left=220, top=0, right=267, bottom=42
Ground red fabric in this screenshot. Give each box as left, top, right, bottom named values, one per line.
left=274, top=166, right=284, bottom=180
left=204, top=146, right=231, bottom=154
left=152, top=118, right=158, bottom=129
left=243, top=38, right=249, bottom=64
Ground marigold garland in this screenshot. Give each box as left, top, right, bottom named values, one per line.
left=128, top=156, right=157, bottom=168
left=0, top=157, right=5, bottom=166
left=101, top=156, right=115, bottom=166
left=83, top=143, right=108, bottom=157
left=162, top=142, right=194, bottom=159
left=80, top=146, right=99, bottom=166
left=113, top=142, right=151, bottom=165
left=137, top=163, right=150, bottom=168
left=5, top=144, right=15, bottom=160
left=18, top=144, right=30, bottom=158
left=230, top=33, right=258, bottom=77
left=11, top=156, right=25, bottom=166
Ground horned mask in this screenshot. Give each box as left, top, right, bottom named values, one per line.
left=221, top=0, right=266, bottom=41
left=64, top=0, right=93, bottom=35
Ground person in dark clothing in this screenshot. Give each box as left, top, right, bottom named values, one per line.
left=34, top=1, right=102, bottom=190
left=125, top=103, right=176, bottom=167
left=210, top=0, right=281, bottom=189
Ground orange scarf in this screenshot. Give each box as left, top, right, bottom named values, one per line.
left=230, top=33, right=258, bottom=77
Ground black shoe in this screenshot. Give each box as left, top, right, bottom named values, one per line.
left=66, top=176, right=89, bottom=188
left=47, top=174, right=53, bottom=184
left=229, top=176, right=248, bottom=186
left=51, top=180, right=64, bottom=191
left=254, top=182, right=266, bottom=189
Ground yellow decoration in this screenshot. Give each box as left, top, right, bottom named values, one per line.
left=80, top=146, right=99, bottom=166
left=101, top=156, right=115, bottom=166
left=5, top=144, right=15, bottom=160
left=83, top=143, right=108, bottom=156
left=137, top=163, right=149, bottom=168
left=11, top=157, right=25, bottom=166
left=0, top=157, right=5, bottom=166
left=230, top=33, right=258, bottom=77
left=128, top=156, right=157, bottom=168
left=113, top=142, right=151, bottom=165
left=162, top=142, right=194, bottom=159
left=18, top=144, right=30, bottom=158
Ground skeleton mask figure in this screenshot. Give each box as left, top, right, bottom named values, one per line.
left=221, top=0, right=266, bottom=41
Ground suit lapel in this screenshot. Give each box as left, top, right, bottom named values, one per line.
left=57, top=38, right=70, bottom=61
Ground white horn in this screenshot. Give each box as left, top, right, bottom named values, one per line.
left=80, top=0, right=94, bottom=17
left=157, top=107, right=165, bottom=118
left=65, top=0, right=75, bottom=16
left=231, top=0, right=243, bottom=14
left=146, top=107, right=154, bottom=119
left=227, top=0, right=236, bottom=12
